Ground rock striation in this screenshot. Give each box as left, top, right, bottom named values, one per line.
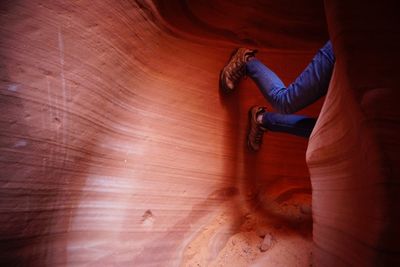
left=0, top=0, right=398, bottom=266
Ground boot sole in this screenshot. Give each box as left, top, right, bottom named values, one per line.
left=247, top=105, right=259, bottom=152
left=219, top=48, right=239, bottom=94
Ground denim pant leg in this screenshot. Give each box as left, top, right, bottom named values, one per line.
left=262, top=112, right=317, bottom=138
left=246, top=41, right=335, bottom=114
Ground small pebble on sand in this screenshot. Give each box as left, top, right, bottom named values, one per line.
left=259, top=233, right=274, bottom=252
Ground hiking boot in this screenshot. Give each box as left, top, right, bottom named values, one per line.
left=247, top=106, right=267, bottom=151
left=219, top=48, right=257, bottom=93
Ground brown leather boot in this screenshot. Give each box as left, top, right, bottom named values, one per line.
left=247, top=105, right=267, bottom=151
left=219, top=48, right=257, bottom=93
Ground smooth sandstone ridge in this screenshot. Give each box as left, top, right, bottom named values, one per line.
left=0, top=0, right=399, bottom=266
left=308, top=1, right=400, bottom=266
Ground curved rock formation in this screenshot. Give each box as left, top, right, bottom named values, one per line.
left=0, top=0, right=398, bottom=266
left=308, top=1, right=400, bottom=266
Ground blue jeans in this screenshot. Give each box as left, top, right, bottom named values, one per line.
left=246, top=41, right=335, bottom=138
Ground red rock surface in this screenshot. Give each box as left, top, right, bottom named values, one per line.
left=309, top=1, right=400, bottom=266
left=0, top=0, right=398, bottom=266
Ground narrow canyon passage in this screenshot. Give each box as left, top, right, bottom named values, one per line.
left=0, top=1, right=399, bottom=266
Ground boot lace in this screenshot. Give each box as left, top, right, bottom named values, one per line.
left=227, top=61, right=245, bottom=83
left=252, top=124, right=264, bottom=144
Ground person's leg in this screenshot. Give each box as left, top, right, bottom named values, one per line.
left=261, top=112, right=317, bottom=138
left=246, top=41, right=335, bottom=114
left=247, top=106, right=316, bottom=151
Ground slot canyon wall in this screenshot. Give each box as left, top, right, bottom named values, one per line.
left=308, top=1, right=400, bottom=266
left=0, top=0, right=398, bottom=266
